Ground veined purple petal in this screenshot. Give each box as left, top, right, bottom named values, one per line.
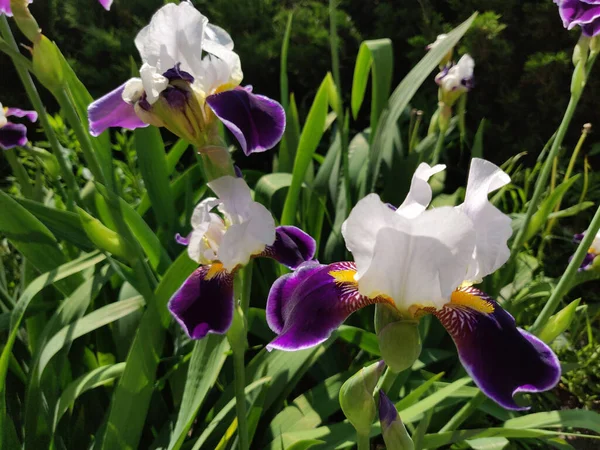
left=424, top=286, right=561, bottom=410
left=0, top=123, right=28, bottom=149
left=206, top=87, right=286, bottom=156
left=260, top=226, right=316, bottom=269
left=88, top=82, right=148, bottom=137
left=98, top=0, right=113, bottom=10
left=266, top=261, right=390, bottom=351
left=5, top=108, right=37, bottom=122
left=168, top=264, right=234, bottom=339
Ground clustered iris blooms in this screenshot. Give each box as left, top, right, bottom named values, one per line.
left=554, top=0, right=600, bottom=37
left=0, top=102, right=37, bottom=150
left=168, top=175, right=315, bottom=340
left=265, top=158, right=560, bottom=410
left=0, top=0, right=111, bottom=15
left=88, top=1, right=285, bottom=155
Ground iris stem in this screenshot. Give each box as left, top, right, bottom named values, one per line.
left=378, top=367, right=398, bottom=395
left=510, top=50, right=597, bottom=257
left=431, top=128, right=446, bottom=165
left=356, top=431, right=370, bottom=450
left=233, top=346, right=249, bottom=450
left=0, top=16, right=78, bottom=210
left=530, top=202, right=600, bottom=335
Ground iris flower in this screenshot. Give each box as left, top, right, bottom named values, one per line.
left=554, top=0, right=600, bottom=37
left=435, top=54, right=475, bottom=94
left=0, top=102, right=37, bottom=150
left=572, top=230, right=600, bottom=270
left=0, top=0, right=111, bottom=15
left=88, top=1, right=285, bottom=155
left=266, top=158, right=560, bottom=410
left=169, top=175, right=315, bottom=340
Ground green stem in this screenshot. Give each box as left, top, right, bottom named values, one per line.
left=530, top=202, right=600, bottom=334
left=356, top=430, right=370, bottom=450
left=54, top=88, right=106, bottom=187
left=233, top=346, right=249, bottom=450
left=378, top=367, right=398, bottom=395
left=439, top=391, right=486, bottom=432
left=241, top=261, right=253, bottom=313
left=0, top=16, right=78, bottom=209
left=431, top=128, right=446, bottom=165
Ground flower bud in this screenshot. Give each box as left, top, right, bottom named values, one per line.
left=77, top=207, right=130, bottom=260
left=339, top=360, right=385, bottom=436
left=538, top=299, right=580, bottom=344
left=32, top=35, right=65, bottom=93
left=375, top=304, right=421, bottom=373
left=573, top=35, right=590, bottom=67
left=10, top=0, right=40, bottom=42
left=379, top=390, right=414, bottom=450
left=571, top=59, right=587, bottom=97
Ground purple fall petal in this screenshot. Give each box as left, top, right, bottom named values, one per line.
left=168, top=264, right=234, bottom=340
left=88, top=82, right=148, bottom=136
left=266, top=261, right=388, bottom=351
left=0, top=123, right=28, bottom=149
left=378, top=390, right=398, bottom=429
left=429, top=286, right=561, bottom=410
left=555, top=0, right=600, bottom=36
left=261, top=226, right=316, bottom=269
left=175, top=233, right=190, bottom=246
left=206, top=86, right=286, bottom=155
left=5, top=108, right=37, bottom=122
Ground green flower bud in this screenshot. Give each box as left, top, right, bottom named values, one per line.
left=10, top=0, right=40, bottom=42
left=570, top=59, right=587, bottom=98
left=375, top=304, right=422, bottom=373
left=379, top=390, right=414, bottom=450
left=573, top=35, right=590, bottom=67
left=538, top=299, right=581, bottom=344
left=32, top=35, right=65, bottom=93
left=339, top=360, right=385, bottom=436
left=77, top=207, right=130, bottom=260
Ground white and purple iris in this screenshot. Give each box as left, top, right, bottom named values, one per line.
left=88, top=1, right=285, bottom=155
left=572, top=230, right=600, bottom=270
left=0, top=103, right=37, bottom=150
left=266, top=158, right=561, bottom=410
left=435, top=54, right=475, bottom=94
left=168, top=175, right=315, bottom=340
left=555, top=0, right=600, bottom=37
left=0, top=0, right=111, bottom=15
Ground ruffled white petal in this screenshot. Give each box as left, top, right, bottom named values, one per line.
left=355, top=207, right=475, bottom=310
left=190, top=197, right=220, bottom=229
left=341, top=194, right=395, bottom=279
left=139, top=64, right=169, bottom=104
left=122, top=78, right=145, bottom=104
left=396, top=163, right=446, bottom=219
left=218, top=202, right=276, bottom=271
left=459, top=158, right=512, bottom=282
left=135, top=2, right=208, bottom=76
left=208, top=176, right=254, bottom=224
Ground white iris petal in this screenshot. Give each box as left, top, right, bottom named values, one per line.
left=139, top=64, right=169, bottom=104
left=396, top=163, right=446, bottom=219
left=459, top=158, right=512, bottom=282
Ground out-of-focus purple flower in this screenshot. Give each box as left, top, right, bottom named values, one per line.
left=571, top=230, right=600, bottom=270
left=88, top=2, right=285, bottom=155
left=554, top=0, right=600, bottom=37
left=0, top=0, right=111, bottom=15
left=0, top=103, right=37, bottom=150
left=266, top=158, right=561, bottom=410
left=168, top=175, right=315, bottom=340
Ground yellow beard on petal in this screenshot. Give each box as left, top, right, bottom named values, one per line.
left=329, top=269, right=357, bottom=284
left=450, top=287, right=495, bottom=314
left=204, top=263, right=227, bottom=280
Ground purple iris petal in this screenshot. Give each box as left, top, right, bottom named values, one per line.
left=0, top=123, right=28, bottom=149
left=88, top=82, right=148, bottom=137
left=175, top=233, right=191, bottom=246
left=163, top=64, right=194, bottom=83
left=5, top=108, right=37, bottom=122
left=98, top=0, right=113, bottom=10
left=266, top=261, right=388, bottom=351
left=206, top=86, right=286, bottom=156
left=555, top=0, right=600, bottom=36
left=168, top=264, right=234, bottom=340
left=571, top=251, right=596, bottom=271
left=378, top=390, right=398, bottom=429
left=429, top=287, right=561, bottom=410
left=261, top=226, right=317, bottom=270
